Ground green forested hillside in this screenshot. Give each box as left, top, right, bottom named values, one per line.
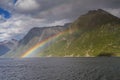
left=40, top=9, right=120, bottom=57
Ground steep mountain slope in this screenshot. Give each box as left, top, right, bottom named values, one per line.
left=70, top=9, right=120, bottom=33
left=40, top=9, right=120, bottom=57
left=4, top=24, right=70, bottom=57
left=3, top=9, right=120, bottom=57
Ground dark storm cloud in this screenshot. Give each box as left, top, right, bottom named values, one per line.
left=20, top=0, right=120, bottom=21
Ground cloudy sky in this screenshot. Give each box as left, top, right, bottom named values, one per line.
left=0, top=0, right=120, bottom=41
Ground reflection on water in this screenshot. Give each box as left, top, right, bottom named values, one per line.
left=0, top=57, right=120, bottom=80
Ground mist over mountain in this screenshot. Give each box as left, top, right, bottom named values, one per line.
left=3, top=23, right=70, bottom=57
left=0, top=39, right=18, bottom=56
left=3, top=9, right=120, bottom=57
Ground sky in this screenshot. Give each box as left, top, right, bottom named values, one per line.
left=0, top=0, right=120, bottom=41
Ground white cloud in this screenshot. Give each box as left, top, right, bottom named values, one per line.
left=48, top=19, right=70, bottom=26
left=105, top=8, right=120, bottom=17
left=0, top=33, right=10, bottom=39
left=15, top=0, right=40, bottom=11
left=0, top=10, right=71, bottom=41
left=0, top=14, right=46, bottom=41
left=0, top=0, right=119, bottom=41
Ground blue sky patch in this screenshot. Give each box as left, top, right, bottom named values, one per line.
left=13, top=0, right=18, bottom=4
left=0, top=8, right=11, bottom=19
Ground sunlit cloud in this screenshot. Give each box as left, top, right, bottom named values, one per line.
left=15, top=0, right=40, bottom=12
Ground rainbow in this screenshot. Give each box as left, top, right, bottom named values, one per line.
left=21, top=29, right=69, bottom=58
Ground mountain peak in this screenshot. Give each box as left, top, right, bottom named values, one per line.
left=70, top=9, right=120, bottom=31
left=87, top=9, right=114, bottom=17
left=86, top=9, right=120, bottom=20
left=88, top=9, right=107, bottom=14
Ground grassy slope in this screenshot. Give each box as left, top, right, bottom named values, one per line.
left=38, top=10, right=120, bottom=57
left=39, top=23, right=120, bottom=57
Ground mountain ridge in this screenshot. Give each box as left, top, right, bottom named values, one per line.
left=40, top=9, right=120, bottom=57
left=3, top=9, right=120, bottom=57
left=69, top=9, right=120, bottom=33
left=3, top=23, right=70, bottom=57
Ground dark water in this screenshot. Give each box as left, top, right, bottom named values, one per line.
left=0, top=57, right=120, bottom=80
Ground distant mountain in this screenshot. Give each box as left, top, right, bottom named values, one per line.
left=3, top=24, right=70, bottom=57
left=0, top=39, right=18, bottom=56
left=0, top=45, right=10, bottom=56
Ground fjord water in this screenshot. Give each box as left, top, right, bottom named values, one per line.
left=0, top=58, right=120, bottom=80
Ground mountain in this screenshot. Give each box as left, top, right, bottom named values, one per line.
left=39, top=9, right=120, bottom=57
left=70, top=9, right=120, bottom=33
left=19, top=23, right=70, bottom=45
left=0, top=39, right=18, bottom=56
left=0, top=45, right=10, bottom=56
left=3, top=9, right=120, bottom=57
left=3, top=24, right=70, bottom=57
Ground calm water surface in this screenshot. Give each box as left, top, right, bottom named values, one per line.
left=0, top=57, right=119, bottom=80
